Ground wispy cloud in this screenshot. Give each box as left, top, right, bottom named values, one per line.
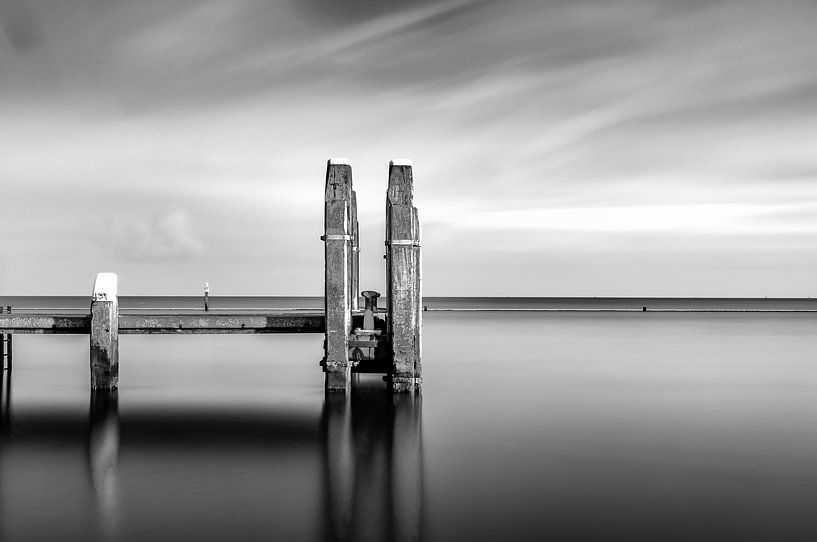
left=1, top=0, right=816, bottom=294
left=0, top=0, right=42, bottom=53
left=453, top=202, right=817, bottom=236
left=93, top=207, right=205, bottom=261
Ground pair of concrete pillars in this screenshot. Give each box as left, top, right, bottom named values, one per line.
left=323, top=159, right=422, bottom=394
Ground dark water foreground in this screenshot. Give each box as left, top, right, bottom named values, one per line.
left=2, top=312, right=817, bottom=541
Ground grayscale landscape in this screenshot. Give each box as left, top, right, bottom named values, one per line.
left=1, top=1, right=816, bottom=541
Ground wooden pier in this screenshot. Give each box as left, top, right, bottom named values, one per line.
left=0, top=159, right=422, bottom=394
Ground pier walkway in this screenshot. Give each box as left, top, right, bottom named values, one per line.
left=0, top=310, right=325, bottom=334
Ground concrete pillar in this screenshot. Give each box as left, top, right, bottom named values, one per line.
left=324, top=160, right=353, bottom=392
left=386, top=160, right=422, bottom=393
left=351, top=190, right=360, bottom=312
left=90, top=273, right=119, bottom=390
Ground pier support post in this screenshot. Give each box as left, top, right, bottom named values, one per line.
left=324, top=160, right=353, bottom=392
left=2, top=335, right=10, bottom=372
left=413, top=207, right=422, bottom=387
left=350, top=190, right=360, bottom=312
left=2, top=307, right=11, bottom=372
left=386, top=160, right=422, bottom=393
left=90, top=273, right=119, bottom=390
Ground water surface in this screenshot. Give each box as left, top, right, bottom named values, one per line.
left=2, top=306, right=816, bottom=541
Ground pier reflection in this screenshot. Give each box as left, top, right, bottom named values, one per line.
left=322, top=377, right=424, bottom=542
left=87, top=390, right=120, bottom=539
left=0, top=368, right=10, bottom=437
left=0, top=372, right=423, bottom=541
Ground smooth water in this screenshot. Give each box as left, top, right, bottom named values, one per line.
left=3, top=296, right=816, bottom=311
left=2, top=309, right=817, bottom=541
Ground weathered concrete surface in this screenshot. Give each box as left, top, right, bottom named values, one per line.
left=119, top=312, right=324, bottom=333
left=0, top=312, right=325, bottom=334
left=2, top=333, right=10, bottom=371
left=412, top=207, right=423, bottom=388
left=386, top=161, right=421, bottom=393
left=350, top=190, right=360, bottom=312
left=325, top=160, right=353, bottom=392
left=0, top=314, right=91, bottom=333
left=90, top=272, right=119, bottom=390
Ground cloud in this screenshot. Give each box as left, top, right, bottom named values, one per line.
left=94, top=206, right=205, bottom=261
left=0, top=0, right=42, bottom=53
left=1, top=0, right=816, bottom=295
left=450, top=202, right=817, bottom=236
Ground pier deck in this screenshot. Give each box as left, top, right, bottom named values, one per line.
left=0, top=310, right=327, bottom=334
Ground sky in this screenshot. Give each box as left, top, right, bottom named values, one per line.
left=1, top=0, right=816, bottom=296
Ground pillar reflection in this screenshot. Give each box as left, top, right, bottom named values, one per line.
left=0, top=366, right=10, bottom=437
left=87, top=390, right=120, bottom=538
left=322, top=378, right=424, bottom=542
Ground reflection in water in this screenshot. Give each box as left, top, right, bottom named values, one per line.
left=1, top=367, right=10, bottom=436
left=323, top=377, right=424, bottom=542
left=87, top=391, right=120, bottom=539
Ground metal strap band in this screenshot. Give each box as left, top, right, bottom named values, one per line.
left=387, top=240, right=420, bottom=246
left=321, top=234, right=353, bottom=241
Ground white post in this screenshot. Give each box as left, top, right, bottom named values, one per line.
left=90, top=273, right=119, bottom=390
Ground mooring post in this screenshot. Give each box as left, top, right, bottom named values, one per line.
left=90, top=272, right=119, bottom=390
left=386, top=160, right=422, bottom=393
left=324, top=159, right=353, bottom=392
left=350, top=190, right=360, bottom=312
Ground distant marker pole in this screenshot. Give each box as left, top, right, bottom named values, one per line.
left=204, top=282, right=210, bottom=312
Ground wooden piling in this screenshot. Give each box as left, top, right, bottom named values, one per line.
left=90, top=272, right=119, bottom=390
left=324, top=160, right=353, bottom=392
left=386, top=160, right=421, bottom=393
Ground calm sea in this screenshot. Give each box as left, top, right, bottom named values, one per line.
left=2, top=297, right=817, bottom=541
